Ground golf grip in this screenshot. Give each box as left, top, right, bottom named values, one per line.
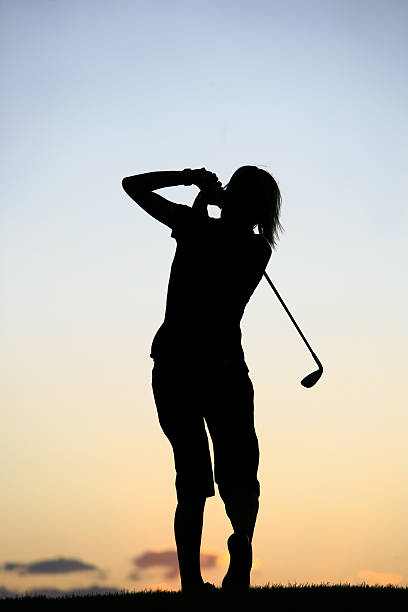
left=263, top=271, right=322, bottom=370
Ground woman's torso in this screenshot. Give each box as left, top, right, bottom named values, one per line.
left=150, top=211, right=272, bottom=372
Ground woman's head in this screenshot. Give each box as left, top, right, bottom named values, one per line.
left=219, top=165, right=283, bottom=249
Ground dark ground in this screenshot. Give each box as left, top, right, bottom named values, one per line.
left=1, top=584, right=407, bottom=610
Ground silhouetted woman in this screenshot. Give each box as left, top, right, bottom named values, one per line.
left=122, top=166, right=283, bottom=594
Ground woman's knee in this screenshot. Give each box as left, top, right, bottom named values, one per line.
left=176, top=495, right=207, bottom=507
left=218, top=481, right=260, bottom=502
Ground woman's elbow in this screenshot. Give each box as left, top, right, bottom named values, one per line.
left=122, top=177, right=136, bottom=196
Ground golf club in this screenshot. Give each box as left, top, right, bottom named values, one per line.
left=263, top=271, right=323, bottom=387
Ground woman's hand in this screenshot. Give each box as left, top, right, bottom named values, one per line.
left=190, top=168, right=221, bottom=191
left=189, top=168, right=225, bottom=208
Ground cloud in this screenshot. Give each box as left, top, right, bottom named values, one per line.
left=0, top=584, right=124, bottom=600
left=128, top=549, right=220, bottom=581
left=356, top=570, right=403, bottom=586
left=1, top=557, right=104, bottom=578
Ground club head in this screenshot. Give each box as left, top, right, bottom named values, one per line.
left=301, top=367, right=323, bottom=388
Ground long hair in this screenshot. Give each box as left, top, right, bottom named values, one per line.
left=221, top=165, right=284, bottom=250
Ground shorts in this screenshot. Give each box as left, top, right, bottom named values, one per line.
left=151, top=360, right=260, bottom=503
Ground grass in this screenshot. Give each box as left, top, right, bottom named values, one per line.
left=1, top=583, right=407, bottom=610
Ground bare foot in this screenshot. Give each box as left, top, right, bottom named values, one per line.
left=222, top=532, right=252, bottom=591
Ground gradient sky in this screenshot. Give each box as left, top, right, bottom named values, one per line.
left=1, top=0, right=407, bottom=596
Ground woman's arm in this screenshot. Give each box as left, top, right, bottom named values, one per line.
left=122, top=168, right=222, bottom=227
left=191, top=190, right=212, bottom=216
left=121, top=169, right=193, bottom=227
left=122, top=169, right=193, bottom=194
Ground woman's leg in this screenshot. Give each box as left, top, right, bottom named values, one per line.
left=205, top=370, right=260, bottom=543
left=222, top=489, right=259, bottom=544
left=174, top=496, right=207, bottom=590
left=204, top=368, right=260, bottom=587
left=151, top=362, right=215, bottom=590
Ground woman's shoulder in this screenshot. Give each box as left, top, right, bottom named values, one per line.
left=251, top=234, right=272, bottom=269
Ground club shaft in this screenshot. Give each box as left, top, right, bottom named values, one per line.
left=263, top=272, right=322, bottom=370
